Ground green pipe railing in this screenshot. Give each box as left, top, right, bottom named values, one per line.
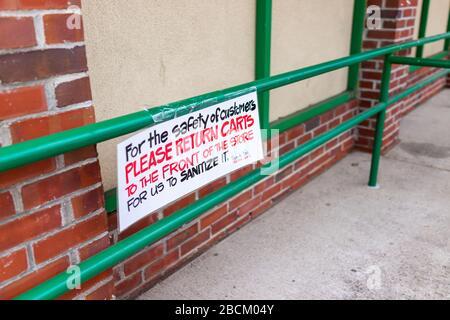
left=1, top=32, right=449, bottom=173
left=416, top=0, right=431, bottom=58
left=390, top=56, right=450, bottom=69
left=368, top=53, right=392, bottom=188
left=348, top=0, right=366, bottom=91
left=7, top=32, right=450, bottom=300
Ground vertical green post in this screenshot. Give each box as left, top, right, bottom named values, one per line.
left=348, top=0, right=367, bottom=91
left=255, top=0, right=272, bottom=132
left=368, top=54, right=392, bottom=188
left=416, top=0, right=430, bottom=58
left=445, top=10, right=450, bottom=51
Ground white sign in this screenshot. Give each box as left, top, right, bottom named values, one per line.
left=117, top=91, right=263, bottom=232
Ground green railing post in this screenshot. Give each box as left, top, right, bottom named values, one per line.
left=348, top=0, right=366, bottom=91
left=255, top=0, right=272, bottom=132
left=416, top=0, right=431, bottom=58
left=445, top=10, right=450, bottom=51
left=368, top=54, right=392, bottom=188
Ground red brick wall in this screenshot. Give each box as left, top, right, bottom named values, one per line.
left=357, top=0, right=417, bottom=153
left=0, top=1, right=112, bottom=299
left=357, top=0, right=448, bottom=153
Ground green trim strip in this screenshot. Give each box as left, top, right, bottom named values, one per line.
left=348, top=0, right=367, bottom=91
left=445, top=10, right=450, bottom=51
left=271, top=91, right=354, bottom=133
left=255, top=0, right=272, bottom=130
left=416, top=0, right=431, bottom=58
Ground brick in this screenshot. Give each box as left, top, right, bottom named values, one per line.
left=297, top=132, right=313, bottom=145
left=305, top=117, right=320, bottom=131
left=279, top=141, right=295, bottom=155
left=107, top=212, right=118, bottom=232
left=118, top=212, right=159, bottom=240
left=198, top=177, right=227, bottom=198
left=385, top=0, right=413, bottom=7
left=64, top=146, right=98, bottom=165
left=0, top=47, right=88, bottom=84
left=22, top=161, right=102, bottom=210
left=114, top=272, right=142, bottom=298
left=211, top=212, right=238, bottom=235
left=144, top=249, right=180, bottom=280
left=163, top=193, right=196, bottom=217
left=253, top=177, right=274, bottom=195
left=380, top=9, right=401, bottom=20
left=55, top=77, right=92, bottom=107
left=200, top=205, right=228, bottom=229
left=0, top=248, right=28, bottom=282
left=0, top=191, right=15, bottom=218
left=71, top=187, right=104, bottom=218
left=0, top=158, right=55, bottom=189
left=230, top=165, right=253, bottom=181
left=0, top=86, right=47, bottom=121
left=58, top=269, right=111, bottom=300
left=237, top=196, right=262, bottom=217
left=33, top=212, right=108, bottom=263
left=79, top=235, right=110, bottom=261
left=229, top=190, right=252, bottom=211
left=261, top=184, right=281, bottom=202
left=0, top=205, right=61, bottom=251
left=252, top=200, right=272, bottom=219
left=123, top=244, right=164, bottom=276
left=44, top=14, right=84, bottom=44
left=274, top=166, right=293, bottom=183
left=167, top=224, right=198, bottom=251
left=86, top=281, right=113, bottom=300
left=286, top=125, right=305, bottom=141
left=11, top=107, right=95, bottom=143
left=0, top=0, right=81, bottom=10
left=180, top=229, right=210, bottom=256
left=0, top=17, right=36, bottom=49
left=0, top=256, right=69, bottom=300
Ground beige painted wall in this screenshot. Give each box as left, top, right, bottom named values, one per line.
left=82, top=0, right=354, bottom=189
left=425, top=0, right=450, bottom=56
left=82, top=0, right=256, bottom=189
left=270, top=0, right=353, bottom=121
left=412, top=0, right=450, bottom=57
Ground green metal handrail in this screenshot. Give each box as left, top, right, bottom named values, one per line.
left=8, top=32, right=450, bottom=300
left=0, top=32, right=449, bottom=173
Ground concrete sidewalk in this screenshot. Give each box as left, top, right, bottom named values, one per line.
left=139, top=90, right=450, bottom=300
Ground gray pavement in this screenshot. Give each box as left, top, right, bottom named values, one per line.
left=139, top=90, right=450, bottom=300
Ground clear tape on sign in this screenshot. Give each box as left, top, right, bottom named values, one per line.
left=143, top=87, right=258, bottom=124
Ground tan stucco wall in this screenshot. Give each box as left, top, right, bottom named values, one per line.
left=424, top=0, right=450, bottom=56
left=412, top=0, right=449, bottom=57
left=81, top=0, right=256, bottom=189
left=82, top=0, right=354, bottom=189
left=270, top=0, right=353, bottom=122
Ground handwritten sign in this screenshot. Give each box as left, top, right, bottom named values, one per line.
left=117, top=91, right=263, bottom=231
